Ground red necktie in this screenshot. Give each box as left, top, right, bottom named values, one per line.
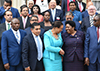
left=79, top=3, right=82, bottom=12
left=97, top=27, right=99, bottom=40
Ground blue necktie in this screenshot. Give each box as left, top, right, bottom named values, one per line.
left=16, top=32, right=20, bottom=44
left=36, top=36, right=42, bottom=61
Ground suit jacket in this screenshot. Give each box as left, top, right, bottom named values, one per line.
left=62, top=20, right=81, bottom=33
left=0, top=6, right=20, bottom=24
left=81, top=16, right=90, bottom=34
left=84, top=26, right=100, bottom=63
left=22, top=30, right=44, bottom=70
left=76, top=1, right=86, bottom=12
left=48, top=9, right=63, bottom=22
left=62, top=31, right=84, bottom=62
left=1, top=29, right=26, bottom=65
left=18, top=16, right=30, bottom=30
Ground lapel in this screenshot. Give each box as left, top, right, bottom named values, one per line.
left=3, top=23, right=6, bottom=30
left=55, top=9, right=58, bottom=21
left=92, top=26, right=97, bottom=41
left=30, top=33, right=37, bottom=50
left=50, top=9, right=53, bottom=22
left=87, top=16, right=91, bottom=27
left=19, top=29, right=22, bottom=45
left=25, top=17, right=30, bottom=28
left=20, top=17, right=24, bottom=28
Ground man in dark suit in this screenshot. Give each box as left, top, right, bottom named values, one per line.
left=18, top=5, right=30, bottom=30
left=75, top=0, right=86, bottom=12
left=22, top=23, right=44, bottom=71
left=84, top=14, right=100, bottom=71
left=0, top=10, right=13, bottom=71
left=0, top=0, right=20, bottom=24
left=48, top=0, right=63, bottom=22
left=81, top=5, right=97, bottom=34
left=1, top=18, right=26, bottom=71
left=62, top=11, right=81, bottom=33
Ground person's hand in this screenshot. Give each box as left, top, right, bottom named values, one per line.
left=59, top=49, right=65, bottom=55
left=84, top=57, right=89, bottom=66
left=4, top=63, right=10, bottom=70
left=25, top=66, right=31, bottom=71
left=5, top=6, right=11, bottom=11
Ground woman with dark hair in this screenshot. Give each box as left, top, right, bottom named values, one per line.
left=40, top=11, right=52, bottom=31
left=29, top=4, right=43, bottom=23
left=43, top=21, right=64, bottom=71
left=62, top=21, right=84, bottom=71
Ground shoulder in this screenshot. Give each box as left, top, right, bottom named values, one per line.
left=19, top=29, right=26, bottom=34
left=0, top=6, right=4, bottom=9
left=44, top=30, right=51, bottom=36
left=11, top=7, right=18, bottom=11
left=56, top=9, right=63, bottom=12
left=75, top=10, right=81, bottom=14
left=82, top=2, right=86, bottom=5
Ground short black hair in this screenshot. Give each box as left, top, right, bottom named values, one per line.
left=5, top=0, right=12, bottom=6
left=69, top=1, right=76, bottom=6
left=43, top=10, right=51, bottom=16
left=31, top=22, right=40, bottom=29
left=52, top=21, right=63, bottom=28
left=65, top=21, right=76, bottom=28
left=30, top=15, right=38, bottom=20
left=30, top=5, right=41, bottom=15
left=20, top=5, right=28, bottom=12
left=4, top=10, right=12, bottom=15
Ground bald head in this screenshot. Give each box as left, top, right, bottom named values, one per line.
left=88, top=5, right=96, bottom=16
left=11, top=18, right=20, bottom=31
left=86, top=1, right=93, bottom=9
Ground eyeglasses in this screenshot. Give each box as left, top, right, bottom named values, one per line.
left=93, top=19, right=99, bottom=22
left=66, top=18, right=72, bottom=20
left=31, top=19, right=38, bottom=21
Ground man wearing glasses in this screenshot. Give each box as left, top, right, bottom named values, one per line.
left=62, top=11, right=81, bottom=33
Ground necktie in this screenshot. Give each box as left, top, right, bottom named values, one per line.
left=79, top=3, right=82, bottom=12
left=97, top=27, right=99, bottom=41
left=8, top=23, right=10, bottom=30
left=36, top=36, right=42, bottom=61
left=90, top=16, right=93, bottom=27
left=23, top=18, right=26, bottom=29
left=16, top=32, right=20, bottom=44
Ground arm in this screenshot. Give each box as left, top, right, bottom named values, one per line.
left=79, top=12, right=82, bottom=24
left=44, top=34, right=61, bottom=52
left=1, top=32, right=8, bottom=65
left=22, top=37, right=30, bottom=68
left=16, top=9, right=20, bottom=18
left=0, top=7, right=5, bottom=17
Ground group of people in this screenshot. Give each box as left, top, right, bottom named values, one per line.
left=0, top=0, right=100, bottom=71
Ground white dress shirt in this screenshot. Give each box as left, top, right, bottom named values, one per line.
left=11, top=28, right=21, bottom=44
left=5, top=21, right=11, bottom=30
left=96, top=27, right=100, bottom=42
left=51, top=8, right=56, bottom=21
left=32, top=33, right=43, bottom=60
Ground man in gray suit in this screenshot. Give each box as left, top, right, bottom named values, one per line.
left=0, top=10, right=13, bottom=71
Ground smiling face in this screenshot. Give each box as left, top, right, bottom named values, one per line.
left=69, top=3, right=76, bottom=11
left=50, top=0, right=56, bottom=9
left=66, top=24, right=75, bottom=34
left=33, top=6, right=39, bottom=14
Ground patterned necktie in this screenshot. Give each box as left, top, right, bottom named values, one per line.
left=8, top=23, right=10, bottom=30
left=36, top=36, right=42, bottom=61
left=16, top=32, right=20, bottom=44
left=79, top=3, right=82, bottom=12
left=90, top=16, right=93, bottom=27
left=97, top=27, right=99, bottom=41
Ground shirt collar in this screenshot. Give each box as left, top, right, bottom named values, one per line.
left=11, top=28, right=19, bottom=34
left=5, top=21, right=11, bottom=24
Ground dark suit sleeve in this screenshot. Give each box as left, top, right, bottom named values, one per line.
left=60, top=10, right=64, bottom=21
left=61, top=0, right=65, bottom=12
left=22, top=37, right=30, bottom=68
left=81, top=19, right=85, bottom=33
left=1, top=32, right=8, bottom=64
left=16, top=9, right=20, bottom=18
left=84, top=28, right=90, bottom=58
left=0, top=7, right=5, bottom=17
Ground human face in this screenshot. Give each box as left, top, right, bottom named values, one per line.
left=3, top=1, right=11, bottom=9
left=30, top=17, right=38, bottom=24
left=33, top=6, right=39, bottom=14
left=88, top=6, right=96, bottom=16
left=29, top=1, right=34, bottom=9
left=31, top=25, right=41, bottom=36
left=11, top=19, right=20, bottom=31
left=55, top=25, right=63, bottom=34
left=50, top=1, right=56, bottom=9
left=93, top=16, right=100, bottom=27
left=21, top=7, right=28, bottom=17
left=66, top=15, right=73, bottom=21
left=44, top=12, right=50, bottom=21
left=69, top=3, right=76, bottom=11
left=4, top=11, right=12, bottom=22
left=66, top=24, right=75, bottom=34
